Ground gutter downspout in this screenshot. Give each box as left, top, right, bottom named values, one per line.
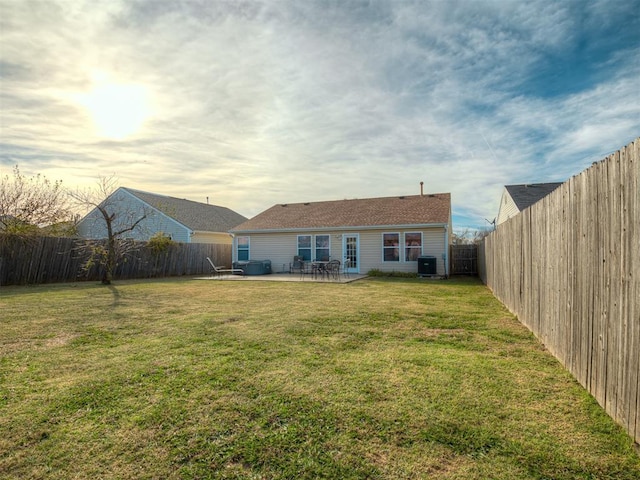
left=444, top=224, right=449, bottom=278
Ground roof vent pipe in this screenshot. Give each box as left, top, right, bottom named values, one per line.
left=420, top=181, right=424, bottom=196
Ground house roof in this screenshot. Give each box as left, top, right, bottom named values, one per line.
left=505, top=183, right=563, bottom=211
left=231, top=193, right=451, bottom=232
left=123, top=187, right=247, bottom=232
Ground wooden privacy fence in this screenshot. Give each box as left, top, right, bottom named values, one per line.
left=479, top=138, right=639, bottom=445
left=0, top=236, right=232, bottom=285
left=449, top=244, right=478, bottom=275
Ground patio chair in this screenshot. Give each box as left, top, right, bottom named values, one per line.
left=326, top=259, right=341, bottom=280
left=342, top=258, right=351, bottom=278
left=299, top=260, right=313, bottom=280
left=290, top=255, right=304, bottom=274
left=206, top=257, right=245, bottom=277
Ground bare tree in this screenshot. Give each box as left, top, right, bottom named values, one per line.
left=0, top=166, right=73, bottom=237
left=473, top=228, right=492, bottom=244
left=69, top=176, right=148, bottom=285
left=452, top=227, right=492, bottom=245
left=451, top=229, right=471, bottom=245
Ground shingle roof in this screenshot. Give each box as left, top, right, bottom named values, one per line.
left=123, top=187, right=247, bottom=232
left=505, top=183, right=563, bottom=211
left=231, top=193, right=451, bottom=232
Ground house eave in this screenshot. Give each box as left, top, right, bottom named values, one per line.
left=231, top=223, right=449, bottom=235
left=191, top=230, right=229, bottom=235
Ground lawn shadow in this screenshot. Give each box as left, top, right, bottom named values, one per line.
left=107, top=284, right=120, bottom=307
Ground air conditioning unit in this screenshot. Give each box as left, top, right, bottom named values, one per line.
left=418, top=256, right=437, bottom=276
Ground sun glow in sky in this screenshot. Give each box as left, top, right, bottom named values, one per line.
left=77, top=73, right=152, bottom=140
left=0, top=0, right=638, bottom=228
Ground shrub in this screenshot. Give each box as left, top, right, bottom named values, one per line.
left=367, top=269, right=418, bottom=278
left=147, top=232, right=176, bottom=255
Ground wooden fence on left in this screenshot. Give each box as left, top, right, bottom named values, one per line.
left=0, top=236, right=232, bottom=285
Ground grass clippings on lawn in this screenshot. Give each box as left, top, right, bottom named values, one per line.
left=0, top=277, right=638, bottom=479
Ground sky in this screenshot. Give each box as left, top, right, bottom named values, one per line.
left=1, top=0, right=639, bottom=231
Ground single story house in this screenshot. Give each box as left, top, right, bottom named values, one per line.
left=496, top=182, right=563, bottom=225
left=230, top=192, right=452, bottom=276
left=77, top=187, right=247, bottom=244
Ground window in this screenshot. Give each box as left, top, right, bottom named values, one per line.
left=405, top=232, right=422, bottom=261
left=237, top=236, right=250, bottom=261
left=297, top=235, right=312, bottom=261
left=383, top=233, right=400, bottom=262
left=315, top=234, right=330, bottom=261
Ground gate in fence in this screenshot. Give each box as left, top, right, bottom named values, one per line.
left=449, top=244, right=478, bottom=275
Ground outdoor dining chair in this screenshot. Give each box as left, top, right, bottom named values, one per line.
left=342, top=259, right=351, bottom=278
left=298, top=260, right=312, bottom=280
left=290, top=255, right=304, bottom=274
left=326, top=260, right=341, bottom=280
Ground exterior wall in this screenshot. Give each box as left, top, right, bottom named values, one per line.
left=358, top=228, right=446, bottom=275
left=77, top=191, right=192, bottom=243
left=234, top=233, right=306, bottom=273
left=191, top=231, right=233, bottom=244
left=77, top=189, right=233, bottom=245
left=496, top=189, right=520, bottom=225
left=233, top=226, right=448, bottom=275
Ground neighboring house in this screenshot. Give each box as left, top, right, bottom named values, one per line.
left=230, top=193, right=452, bottom=276
left=77, top=187, right=247, bottom=244
left=496, top=182, right=563, bottom=225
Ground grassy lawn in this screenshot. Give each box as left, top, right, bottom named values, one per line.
left=1, top=277, right=638, bottom=479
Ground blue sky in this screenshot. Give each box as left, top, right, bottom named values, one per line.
left=1, top=0, right=638, bottom=230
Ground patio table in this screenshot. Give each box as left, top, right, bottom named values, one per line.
left=311, top=261, right=329, bottom=280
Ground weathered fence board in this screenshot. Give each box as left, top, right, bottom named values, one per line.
left=0, top=236, right=232, bottom=285
left=478, top=138, right=640, bottom=445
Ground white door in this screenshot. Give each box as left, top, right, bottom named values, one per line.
left=343, top=234, right=359, bottom=273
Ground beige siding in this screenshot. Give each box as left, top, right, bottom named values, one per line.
left=239, top=226, right=447, bottom=275
left=496, top=189, right=520, bottom=225
left=241, top=233, right=299, bottom=272
left=359, top=228, right=446, bottom=275
left=191, top=231, right=233, bottom=244
left=237, top=232, right=346, bottom=273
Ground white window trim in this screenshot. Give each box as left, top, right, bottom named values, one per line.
left=404, top=232, right=423, bottom=262
left=382, top=232, right=400, bottom=262
left=297, top=234, right=312, bottom=261
left=314, top=234, right=331, bottom=261
left=236, top=236, right=250, bottom=261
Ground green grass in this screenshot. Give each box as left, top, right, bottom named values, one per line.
left=1, top=277, right=638, bottom=479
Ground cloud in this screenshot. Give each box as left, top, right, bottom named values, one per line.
left=1, top=0, right=638, bottom=223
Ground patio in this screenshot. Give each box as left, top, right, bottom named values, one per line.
left=195, top=272, right=368, bottom=283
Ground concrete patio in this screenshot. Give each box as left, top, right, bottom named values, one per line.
left=195, top=272, right=368, bottom=283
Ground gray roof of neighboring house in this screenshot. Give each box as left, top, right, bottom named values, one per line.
left=231, top=193, right=451, bottom=232
left=505, top=182, right=563, bottom=211
left=123, top=187, right=247, bottom=232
